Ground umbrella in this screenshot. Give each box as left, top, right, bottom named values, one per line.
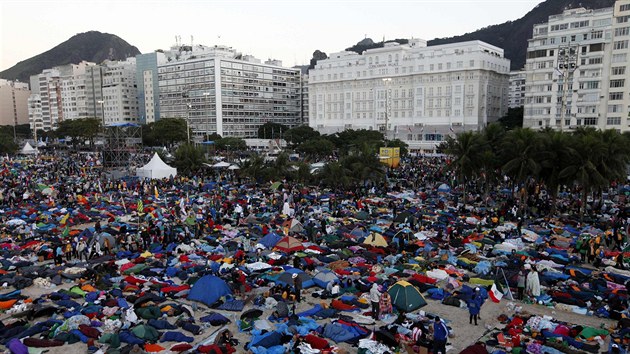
left=240, top=308, right=263, bottom=320
left=388, top=280, right=427, bottom=312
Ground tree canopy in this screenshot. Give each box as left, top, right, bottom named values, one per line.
left=143, top=118, right=188, bottom=147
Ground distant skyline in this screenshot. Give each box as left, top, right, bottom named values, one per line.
left=1, top=0, right=542, bottom=72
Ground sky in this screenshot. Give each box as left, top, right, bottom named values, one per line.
left=0, top=0, right=542, bottom=71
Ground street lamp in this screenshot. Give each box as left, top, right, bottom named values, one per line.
left=97, top=100, right=105, bottom=127
left=382, top=78, right=392, bottom=140
left=186, top=104, right=192, bottom=143
left=555, top=45, right=578, bottom=131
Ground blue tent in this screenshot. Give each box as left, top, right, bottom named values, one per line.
left=437, top=183, right=451, bottom=193
left=188, top=275, right=232, bottom=307
left=258, top=232, right=282, bottom=249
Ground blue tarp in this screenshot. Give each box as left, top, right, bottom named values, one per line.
left=259, top=232, right=282, bottom=249
left=188, top=275, right=232, bottom=307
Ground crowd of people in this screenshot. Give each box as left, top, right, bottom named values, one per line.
left=0, top=148, right=628, bottom=354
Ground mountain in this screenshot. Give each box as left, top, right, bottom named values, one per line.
left=336, top=0, right=614, bottom=71
left=428, top=0, right=615, bottom=70
left=0, top=31, right=140, bottom=83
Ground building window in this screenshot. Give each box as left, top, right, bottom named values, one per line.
left=591, top=30, right=603, bottom=39
left=609, top=92, right=624, bottom=100
left=607, top=117, right=622, bottom=125
left=614, top=40, right=629, bottom=50
left=610, top=79, right=625, bottom=88
left=583, top=117, right=598, bottom=125
left=617, top=15, right=630, bottom=23
left=615, top=27, right=630, bottom=36
left=612, top=66, right=626, bottom=75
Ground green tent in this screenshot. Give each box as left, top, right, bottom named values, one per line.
left=388, top=280, right=427, bottom=312
left=131, top=324, right=159, bottom=341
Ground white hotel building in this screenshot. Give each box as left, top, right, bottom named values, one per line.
left=157, top=44, right=301, bottom=139
left=523, top=1, right=630, bottom=131
left=308, top=39, right=510, bottom=152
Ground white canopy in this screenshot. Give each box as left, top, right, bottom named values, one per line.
left=20, top=142, right=37, bottom=155
left=136, top=153, right=177, bottom=179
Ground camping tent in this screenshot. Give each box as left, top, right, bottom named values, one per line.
left=274, top=236, right=305, bottom=253
left=20, top=142, right=37, bottom=155
left=437, top=183, right=451, bottom=193
left=388, top=280, right=427, bottom=312
left=363, top=233, right=388, bottom=248
left=188, top=275, right=232, bottom=307
left=136, top=153, right=177, bottom=179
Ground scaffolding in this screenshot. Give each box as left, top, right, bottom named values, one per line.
left=101, top=123, right=143, bottom=171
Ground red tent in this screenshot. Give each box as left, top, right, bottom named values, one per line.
left=274, top=236, right=305, bottom=253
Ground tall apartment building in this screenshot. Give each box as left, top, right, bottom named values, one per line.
left=28, top=59, right=140, bottom=131
left=29, top=68, right=63, bottom=131
left=0, top=79, right=30, bottom=126
left=157, top=44, right=301, bottom=139
left=508, top=71, right=527, bottom=108
left=136, top=52, right=166, bottom=124
left=308, top=39, right=510, bottom=152
left=523, top=1, right=630, bottom=131
left=102, top=58, right=139, bottom=124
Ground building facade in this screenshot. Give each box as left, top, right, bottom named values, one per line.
left=307, top=39, right=510, bottom=152
left=102, top=58, right=139, bottom=124
left=0, top=79, right=30, bottom=126
left=136, top=52, right=165, bottom=124
left=29, top=68, right=63, bottom=132
left=523, top=1, right=630, bottom=131
left=508, top=71, right=527, bottom=108
left=157, top=44, right=301, bottom=139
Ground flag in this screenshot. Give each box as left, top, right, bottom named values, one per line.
left=489, top=283, right=504, bottom=303
left=60, top=213, right=70, bottom=225
left=137, top=199, right=143, bottom=214
left=449, top=125, right=455, bottom=133
left=61, top=226, right=69, bottom=238
left=154, top=186, right=159, bottom=199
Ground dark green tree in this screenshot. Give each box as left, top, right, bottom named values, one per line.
left=442, top=131, right=486, bottom=204
left=144, top=118, right=188, bottom=147
left=258, top=122, right=289, bottom=139
left=173, top=143, right=206, bottom=175
left=215, top=137, right=247, bottom=151
left=284, top=125, right=320, bottom=147
left=318, top=161, right=352, bottom=189
left=498, top=107, right=523, bottom=130
left=296, top=138, right=334, bottom=158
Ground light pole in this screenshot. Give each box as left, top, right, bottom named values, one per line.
left=186, top=104, right=192, bottom=144
left=556, top=45, right=578, bottom=131
left=97, top=100, right=105, bottom=127
left=382, top=78, right=392, bottom=140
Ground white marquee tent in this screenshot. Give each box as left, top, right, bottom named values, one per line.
left=20, top=142, right=38, bottom=155
left=136, top=153, right=177, bottom=179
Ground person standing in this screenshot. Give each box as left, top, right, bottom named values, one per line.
left=468, top=288, right=482, bottom=325
left=370, top=283, right=381, bottom=320
left=432, top=316, right=449, bottom=354
left=526, top=266, right=541, bottom=298
left=293, top=273, right=302, bottom=303
left=379, top=289, right=393, bottom=319
left=517, top=267, right=526, bottom=300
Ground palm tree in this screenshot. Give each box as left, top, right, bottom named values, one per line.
left=442, top=131, right=485, bottom=205
left=343, top=144, right=385, bottom=187
left=560, top=132, right=607, bottom=220
left=319, top=161, right=352, bottom=190
left=239, top=153, right=266, bottom=183
left=538, top=129, right=574, bottom=213
left=501, top=128, right=542, bottom=205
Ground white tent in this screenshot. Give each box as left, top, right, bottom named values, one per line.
left=20, top=142, right=37, bottom=155
left=136, top=153, right=177, bottom=179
